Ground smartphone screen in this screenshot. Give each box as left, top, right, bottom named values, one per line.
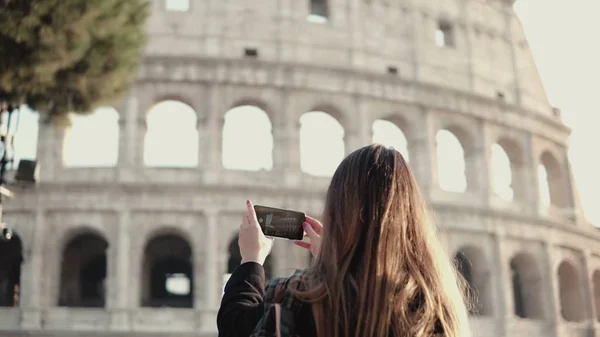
left=254, top=205, right=305, bottom=241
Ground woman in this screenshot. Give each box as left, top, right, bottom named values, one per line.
left=217, top=144, right=471, bottom=337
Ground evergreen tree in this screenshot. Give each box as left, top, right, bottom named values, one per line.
left=0, top=0, right=149, bottom=124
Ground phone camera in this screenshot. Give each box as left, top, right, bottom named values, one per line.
left=258, top=218, right=263, bottom=223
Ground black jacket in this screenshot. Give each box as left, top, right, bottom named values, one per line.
left=217, top=262, right=316, bottom=337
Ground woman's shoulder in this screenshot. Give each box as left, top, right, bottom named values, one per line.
left=264, top=269, right=307, bottom=311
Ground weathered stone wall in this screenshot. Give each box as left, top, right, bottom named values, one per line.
left=1, top=1, right=597, bottom=337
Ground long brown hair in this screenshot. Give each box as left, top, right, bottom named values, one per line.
left=292, top=144, right=471, bottom=337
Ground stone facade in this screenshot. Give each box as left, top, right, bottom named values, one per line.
left=1, top=0, right=599, bottom=337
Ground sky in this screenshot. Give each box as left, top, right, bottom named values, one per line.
left=9, top=0, right=599, bottom=227
left=514, top=0, right=600, bottom=225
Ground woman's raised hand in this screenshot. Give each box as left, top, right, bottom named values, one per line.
left=293, top=216, right=323, bottom=257
left=238, top=200, right=274, bottom=265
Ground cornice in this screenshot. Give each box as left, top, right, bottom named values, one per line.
left=5, top=181, right=596, bottom=242
left=133, top=57, right=571, bottom=145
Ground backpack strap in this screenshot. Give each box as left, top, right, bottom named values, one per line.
left=251, top=272, right=303, bottom=337
left=274, top=303, right=282, bottom=337
left=273, top=286, right=296, bottom=337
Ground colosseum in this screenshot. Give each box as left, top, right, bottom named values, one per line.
left=0, top=0, right=598, bottom=336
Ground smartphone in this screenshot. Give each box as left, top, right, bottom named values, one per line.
left=253, top=205, right=305, bottom=241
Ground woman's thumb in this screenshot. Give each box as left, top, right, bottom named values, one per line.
left=303, top=222, right=317, bottom=239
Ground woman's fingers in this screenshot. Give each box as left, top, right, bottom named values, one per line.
left=293, top=240, right=311, bottom=250
left=303, top=221, right=319, bottom=240
left=305, top=216, right=323, bottom=235
left=245, top=200, right=260, bottom=228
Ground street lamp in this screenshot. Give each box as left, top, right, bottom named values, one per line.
left=0, top=103, right=39, bottom=242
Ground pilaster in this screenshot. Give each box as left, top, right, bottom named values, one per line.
left=407, top=110, right=437, bottom=194
left=543, top=242, right=560, bottom=337
left=109, top=209, right=132, bottom=331
left=117, top=93, right=140, bottom=182
left=19, top=208, right=45, bottom=330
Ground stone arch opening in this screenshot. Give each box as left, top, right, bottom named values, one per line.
left=58, top=232, right=108, bottom=307
left=557, top=260, right=584, bottom=322
left=299, top=111, right=345, bottom=177
left=141, top=233, right=193, bottom=308
left=371, top=118, right=409, bottom=161
left=63, top=107, right=120, bottom=167
left=222, top=105, right=274, bottom=171
left=453, top=246, right=492, bottom=316
left=12, top=105, right=39, bottom=169
left=227, top=234, right=273, bottom=281
left=491, top=143, right=512, bottom=201
left=539, top=151, right=569, bottom=209
left=493, top=138, right=525, bottom=202
left=144, top=100, right=199, bottom=168
left=593, top=270, right=600, bottom=322
left=509, top=252, right=544, bottom=319
left=0, top=233, right=22, bottom=307
left=436, top=128, right=470, bottom=193
left=308, top=0, right=329, bottom=23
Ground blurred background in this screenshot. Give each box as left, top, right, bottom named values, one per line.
left=0, top=0, right=599, bottom=336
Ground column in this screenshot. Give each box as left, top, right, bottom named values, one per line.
left=109, top=210, right=132, bottom=331
left=407, top=110, right=436, bottom=195
left=203, top=211, right=219, bottom=308
left=20, top=208, right=45, bottom=330
left=465, top=121, right=491, bottom=205
left=523, top=134, right=540, bottom=216
left=202, top=86, right=223, bottom=182
left=562, top=149, right=582, bottom=223
left=133, top=86, right=155, bottom=170
left=458, top=0, right=475, bottom=90
left=200, top=211, right=219, bottom=333
left=503, top=7, right=522, bottom=106
left=582, top=251, right=597, bottom=334
left=271, top=112, right=290, bottom=172
left=195, top=114, right=207, bottom=171
left=36, top=122, right=59, bottom=181
left=117, top=93, right=139, bottom=182
left=345, top=98, right=370, bottom=154
left=410, top=9, right=422, bottom=80
left=492, top=234, right=511, bottom=336
left=542, top=242, right=559, bottom=337
left=276, top=92, right=302, bottom=186
left=126, top=96, right=138, bottom=168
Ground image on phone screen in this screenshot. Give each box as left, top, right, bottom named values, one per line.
left=254, top=205, right=305, bottom=241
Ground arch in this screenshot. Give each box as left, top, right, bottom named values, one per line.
left=557, top=260, right=584, bottom=322
left=222, top=105, right=274, bottom=171
left=225, top=99, right=275, bottom=120
left=436, top=129, right=467, bottom=193
left=308, top=0, right=329, bottom=23
left=144, top=100, right=199, bottom=168
left=539, top=151, right=569, bottom=208
left=509, top=252, right=544, bottom=319
left=453, top=246, right=491, bottom=316
left=141, top=233, right=193, bottom=308
left=227, top=234, right=273, bottom=281
left=371, top=119, right=409, bottom=161
left=436, top=19, right=455, bottom=47
left=491, top=143, right=513, bottom=201
left=537, top=164, right=551, bottom=209
left=58, top=232, right=108, bottom=307
left=299, top=111, right=345, bottom=177
left=0, top=232, right=22, bottom=307
left=494, top=137, right=525, bottom=201
left=593, top=270, right=600, bottom=322
left=62, top=107, right=120, bottom=167
left=12, top=105, right=39, bottom=169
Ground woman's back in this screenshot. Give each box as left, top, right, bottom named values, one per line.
left=217, top=144, right=471, bottom=337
